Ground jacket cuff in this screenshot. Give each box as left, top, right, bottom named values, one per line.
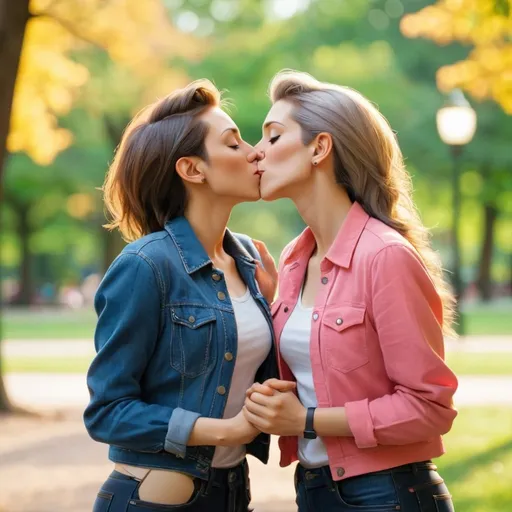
left=164, top=408, right=201, bottom=458
left=345, top=398, right=378, bottom=449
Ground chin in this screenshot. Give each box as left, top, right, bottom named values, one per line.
left=241, top=188, right=261, bottom=202
left=259, top=183, right=282, bottom=202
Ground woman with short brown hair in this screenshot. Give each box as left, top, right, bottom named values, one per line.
left=85, top=79, right=277, bottom=512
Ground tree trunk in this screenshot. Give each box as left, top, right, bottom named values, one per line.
left=476, top=203, right=498, bottom=301
left=100, top=115, right=128, bottom=271
left=509, top=252, right=512, bottom=296
left=102, top=228, right=125, bottom=273
left=0, top=0, right=30, bottom=184
left=0, top=0, right=29, bottom=411
left=13, top=206, right=33, bottom=305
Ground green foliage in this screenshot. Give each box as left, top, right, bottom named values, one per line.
left=2, top=0, right=511, bottom=293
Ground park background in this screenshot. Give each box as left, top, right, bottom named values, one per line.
left=1, top=1, right=511, bottom=511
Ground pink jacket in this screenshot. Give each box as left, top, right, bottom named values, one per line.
left=272, top=202, right=458, bottom=481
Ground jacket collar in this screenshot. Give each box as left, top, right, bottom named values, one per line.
left=285, top=202, right=370, bottom=270
left=164, top=217, right=255, bottom=274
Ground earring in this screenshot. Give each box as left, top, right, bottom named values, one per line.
left=201, top=177, right=206, bottom=183
left=313, top=161, right=318, bottom=166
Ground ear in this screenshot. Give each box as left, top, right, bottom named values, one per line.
left=311, top=132, right=333, bottom=167
left=175, top=156, right=206, bottom=185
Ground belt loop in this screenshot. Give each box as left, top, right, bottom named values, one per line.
left=322, top=466, right=337, bottom=492
left=203, top=467, right=215, bottom=496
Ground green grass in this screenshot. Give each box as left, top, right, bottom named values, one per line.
left=439, top=407, right=512, bottom=512
left=2, top=309, right=96, bottom=339
left=463, top=309, right=512, bottom=336
left=446, top=352, right=512, bottom=376
left=5, top=350, right=512, bottom=375
left=4, top=356, right=92, bottom=373
left=2, top=301, right=512, bottom=340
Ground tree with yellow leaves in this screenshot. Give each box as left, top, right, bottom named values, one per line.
left=0, top=0, right=201, bottom=412
left=401, top=0, right=512, bottom=113
left=1, top=0, right=201, bottom=179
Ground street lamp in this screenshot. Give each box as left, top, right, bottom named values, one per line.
left=436, top=89, right=477, bottom=336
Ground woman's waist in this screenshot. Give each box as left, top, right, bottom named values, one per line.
left=280, top=435, right=445, bottom=480
left=108, top=438, right=270, bottom=473
left=114, top=458, right=249, bottom=485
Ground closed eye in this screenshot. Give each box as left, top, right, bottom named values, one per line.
left=229, top=144, right=240, bottom=150
left=269, top=135, right=280, bottom=144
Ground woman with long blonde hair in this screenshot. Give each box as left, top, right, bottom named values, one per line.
left=245, top=70, right=458, bottom=511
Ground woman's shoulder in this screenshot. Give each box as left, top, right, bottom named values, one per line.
left=121, top=230, right=171, bottom=257
left=361, top=217, right=415, bottom=256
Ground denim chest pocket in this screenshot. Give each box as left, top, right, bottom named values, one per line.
left=169, top=306, right=217, bottom=378
left=322, top=305, right=368, bottom=373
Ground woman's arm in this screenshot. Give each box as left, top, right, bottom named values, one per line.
left=84, top=252, right=257, bottom=458
left=244, top=382, right=352, bottom=437
left=344, top=244, right=458, bottom=448
left=245, top=244, right=457, bottom=445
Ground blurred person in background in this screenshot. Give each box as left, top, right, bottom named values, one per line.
left=84, top=80, right=278, bottom=512
left=245, top=70, right=458, bottom=512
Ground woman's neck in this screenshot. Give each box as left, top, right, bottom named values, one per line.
left=185, top=197, right=233, bottom=261
left=291, top=174, right=352, bottom=258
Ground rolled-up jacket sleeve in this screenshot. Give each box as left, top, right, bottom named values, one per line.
left=83, top=251, right=200, bottom=457
left=345, top=244, right=458, bottom=448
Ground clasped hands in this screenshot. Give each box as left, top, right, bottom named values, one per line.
left=242, top=378, right=307, bottom=437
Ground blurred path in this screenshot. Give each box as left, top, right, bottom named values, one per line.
left=5, top=335, right=512, bottom=357
left=0, top=408, right=296, bottom=512
left=3, top=335, right=512, bottom=512
left=5, top=373, right=512, bottom=411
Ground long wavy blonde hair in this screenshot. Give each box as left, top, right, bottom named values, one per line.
left=270, top=70, right=455, bottom=335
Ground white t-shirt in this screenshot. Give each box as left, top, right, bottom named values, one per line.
left=280, top=291, right=329, bottom=468
left=212, top=288, right=272, bottom=468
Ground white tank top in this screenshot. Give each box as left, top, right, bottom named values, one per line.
left=212, top=288, right=272, bottom=468
left=280, top=291, right=329, bottom=468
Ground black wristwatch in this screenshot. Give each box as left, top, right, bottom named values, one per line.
left=303, top=407, right=317, bottom=439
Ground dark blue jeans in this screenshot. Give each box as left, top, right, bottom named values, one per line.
left=295, top=460, right=454, bottom=512
left=92, top=460, right=251, bottom=512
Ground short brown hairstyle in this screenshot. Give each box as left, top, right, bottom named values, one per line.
left=103, top=80, right=221, bottom=241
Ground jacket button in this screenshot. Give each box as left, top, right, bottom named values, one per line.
left=313, top=313, right=319, bottom=321
left=217, top=385, right=226, bottom=395
left=321, top=277, right=328, bottom=284
left=336, top=467, right=345, bottom=477
left=212, top=273, right=221, bottom=281
left=217, top=291, right=226, bottom=300
left=224, top=352, right=233, bottom=361
left=188, top=316, right=195, bottom=323
left=284, top=306, right=289, bottom=313
left=336, top=318, right=343, bottom=325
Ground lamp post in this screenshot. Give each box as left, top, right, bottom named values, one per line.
left=436, top=90, right=477, bottom=335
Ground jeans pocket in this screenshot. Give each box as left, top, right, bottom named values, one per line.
left=434, top=494, right=454, bottom=512
left=128, top=480, right=203, bottom=511
left=405, top=469, right=453, bottom=512
left=335, top=472, right=400, bottom=510
left=93, top=490, right=113, bottom=512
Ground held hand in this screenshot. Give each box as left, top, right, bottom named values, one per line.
left=244, top=389, right=306, bottom=436
left=253, top=239, right=278, bottom=304
left=246, top=379, right=296, bottom=399
left=227, top=409, right=261, bottom=446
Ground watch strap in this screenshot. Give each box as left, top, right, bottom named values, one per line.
left=304, top=407, right=317, bottom=439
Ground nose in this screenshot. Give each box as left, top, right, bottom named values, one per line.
left=247, top=150, right=265, bottom=163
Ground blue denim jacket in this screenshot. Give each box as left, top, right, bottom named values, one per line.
left=84, top=217, right=277, bottom=478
